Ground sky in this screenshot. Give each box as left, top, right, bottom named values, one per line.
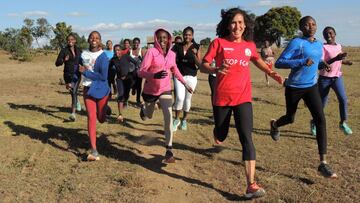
left=1, top=0, right=360, bottom=47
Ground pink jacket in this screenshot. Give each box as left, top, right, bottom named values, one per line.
left=138, top=28, right=186, bottom=96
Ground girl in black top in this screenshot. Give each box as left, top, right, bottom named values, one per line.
left=130, top=37, right=146, bottom=106
left=109, top=44, right=137, bottom=122
left=172, top=26, right=202, bottom=131
left=55, top=33, right=82, bottom=121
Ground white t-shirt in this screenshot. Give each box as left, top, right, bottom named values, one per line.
left=81, top=50, right=104, bottom=87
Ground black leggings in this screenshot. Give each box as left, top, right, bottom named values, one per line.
left=116, top=77, right=134, bottom=102
left=132, top=75, right=142, bottom=103
left=208, top=74, right=216, bottom=103
left=276, top=84, right=327, bottom=154
left=70, top=75, right=81, bottom=110
left=213, top=102, right=255, bottom=160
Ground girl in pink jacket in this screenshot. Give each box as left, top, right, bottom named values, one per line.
left=138, top=28, right=193, bottom=163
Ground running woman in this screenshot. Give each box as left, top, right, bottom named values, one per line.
left=270, top=16, right=338, bottom=178
left=55, top=33, right=82, bottom=121
left=200, top=8, right=283, bottom=199
left=80, top=31, right=110, bottom=161
left=110, top=44, right=137, bottom=123
left=172, top=26, right=202, bottom=131
left=310, top=26, right=353, bottom=136
left=130, top=37, right=146, bottom=107
left=260, top=40, right=275, bottom=85
left=104, top=40, right=117, bottom=99
left=138, top=28, right=193, bottom=163
left=121, top=38, right=131, bottom=55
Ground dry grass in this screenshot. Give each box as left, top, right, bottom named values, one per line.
left=0, top=48, right=359, bottom=202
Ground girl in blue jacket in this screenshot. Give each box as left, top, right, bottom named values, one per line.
left=270, top=16, right=337, bottom=178
left=79, top=31, right=110, bottom=161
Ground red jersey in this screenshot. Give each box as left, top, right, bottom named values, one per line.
left=203, top=38, right=259, bottom=106
left=121, top=48, right=130, bottom=55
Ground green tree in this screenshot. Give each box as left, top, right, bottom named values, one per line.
left=254, top=6, right=301, bottom=46
left=1, top=28, right=32, bottom=61
left=32, top=17, right=51, bottom=48
left=21, top=18, right=34, bottom=48
left=172, top=30, right=182, bottom=37
left=74, top=33, right=88, bottom=50
left=50, top=22, right=72, bottom=50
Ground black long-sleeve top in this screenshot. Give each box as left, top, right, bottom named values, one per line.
left=55, top=46, right=82, bottom=83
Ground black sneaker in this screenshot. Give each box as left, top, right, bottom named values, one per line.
left=164, top=148, right=175, bottom=163
left=270, top=119, right=280, bottom=141
left=106, top=105, right=112, bottom=116
left=318, top=163, right=338, bottom=178
left=139, top=107, right=147, bottom=121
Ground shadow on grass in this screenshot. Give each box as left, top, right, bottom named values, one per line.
left=218, top=157, right=315, bottom=185
left=3, top=121, right=249, bottom=201
left=97, top=133, right=248, bottom=201
left=191, top=106, right=213, bottom=114
left=3, top=120, right=88, bottom=158
left=55, top=89, right=83, bottom=96
left=253, top=97, right=284, bottom=107
left=117, top=131, right=241, bottom=158
left=253, top=128, right=315, bottom=140
left=7, top=103, right=87, bottom=122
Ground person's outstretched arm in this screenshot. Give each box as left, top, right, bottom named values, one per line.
left=275, top=39, right=308, bottom=69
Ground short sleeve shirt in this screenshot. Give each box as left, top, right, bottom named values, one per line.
left=203, top=38, right=259, bottom=106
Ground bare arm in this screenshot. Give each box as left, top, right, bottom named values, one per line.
left=253, top=58, right=284, bottom=84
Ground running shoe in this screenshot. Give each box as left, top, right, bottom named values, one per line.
left=106, top=106, right=112, bottom=116
left=173, top=119, right=181, bottom=131
left=318, top=163, right=338, bottom=178
left=69, top=113, right=76, bottom=121
left=310, top=120, right=317, bottom=136
left=164, top=149, right=175, bottom=163
left=87, top=149, right=100, bottom=161
left=139, top=107, right=148, bottom=121
left=339, top=122, right=353, bottom=135
left=76, top=102, right=82, bottom=112
left=270, top=119, right=280, bottom=141
left=244, top=182, right=266, bottom=199
left=180, top=120, right=187, bottom=130
left=117, top=115, right=124, bottom=123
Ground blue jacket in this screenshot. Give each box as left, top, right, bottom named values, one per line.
left=275, top=37, right=323, bottom=88
left=83, top=52, right=110, bottom=99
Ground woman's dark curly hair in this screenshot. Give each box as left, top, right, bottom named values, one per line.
left=216, top=7, right=254, bottom=41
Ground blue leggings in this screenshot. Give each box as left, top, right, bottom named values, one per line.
left=318, top=75, right=348, bottom=122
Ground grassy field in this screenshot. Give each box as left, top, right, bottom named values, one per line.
left=0, top=48, right=359, bottom=202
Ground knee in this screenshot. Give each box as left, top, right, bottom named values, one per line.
left=313, top=115, right=326, bottom=126
left=175, top=97, right=184, bottom=105
left=286, top=115, right=295, bottom=124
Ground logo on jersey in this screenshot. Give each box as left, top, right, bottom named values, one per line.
left=245, top=48, right=252, bottom=56
left=223, top=59, right=249, bottom=67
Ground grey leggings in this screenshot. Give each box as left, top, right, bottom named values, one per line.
left=70, top=77, right=81, bottom=110
left=142, top=93, right=174, bottom=147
